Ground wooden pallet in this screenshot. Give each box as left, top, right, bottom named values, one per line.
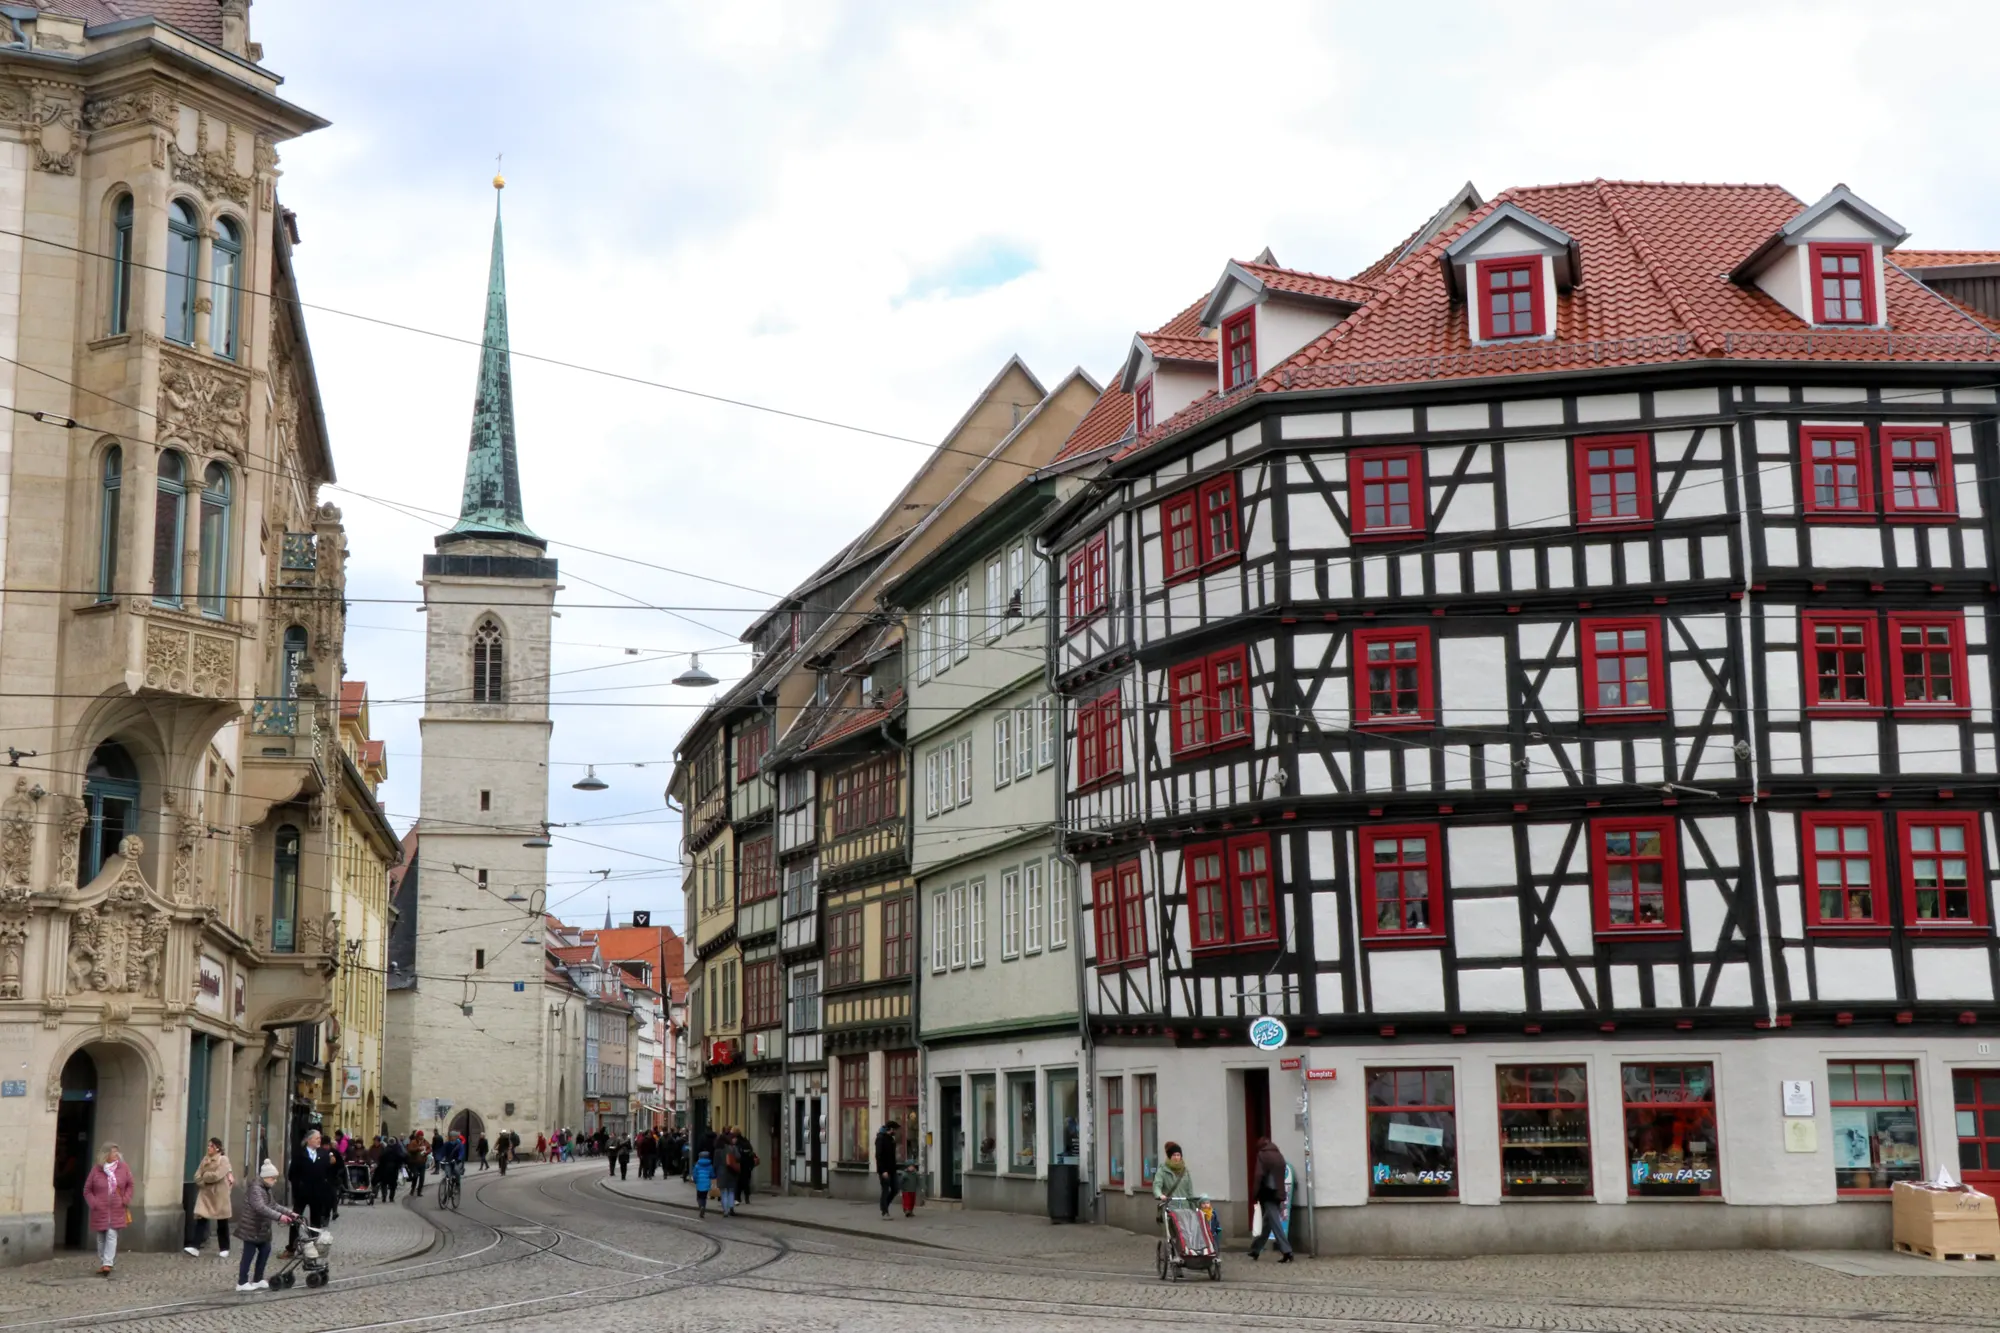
left=1895, top=1239, right=2000, bottom=1262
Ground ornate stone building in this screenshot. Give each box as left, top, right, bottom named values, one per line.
left=0, top=3, right=348, bottom=1264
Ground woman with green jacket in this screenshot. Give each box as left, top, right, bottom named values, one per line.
left=1152, top=1141, right=1202, bottom=1205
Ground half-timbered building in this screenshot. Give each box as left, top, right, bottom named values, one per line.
left=1043, top=180, right=2000, bottom=1252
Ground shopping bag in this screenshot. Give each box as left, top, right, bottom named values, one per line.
left=1251, top=1202, right=1263, bottom=1237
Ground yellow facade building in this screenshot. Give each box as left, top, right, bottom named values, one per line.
left=320, top=682, right=398, bottom=1140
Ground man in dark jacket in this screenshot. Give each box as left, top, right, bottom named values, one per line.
left=874, top=1124, right=900, bottom=1218
left=376, top=1134, right=407, bottom=1202
left=1247, top=1137, right=1294, bottom=1261
left=284, top=1129, right=337, bottom=1255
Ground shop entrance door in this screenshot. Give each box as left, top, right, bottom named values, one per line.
left=1242, top=1068, right=1271, bottom=1234
left=1955, top=1070, right=2000, bottom=1188
left=940, top=1083, right=963, bottom=1199
left=760, top=1093, right=782, bottom=1188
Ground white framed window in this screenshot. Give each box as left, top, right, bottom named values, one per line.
left=1027, top=548, right=1047, bottom=617
left=995, top=712, right=1013, bottom=787
left=940, top=742, right=958, bottom=812
left=957, top=736, right=973, bottom=806
left=1048, top=857, right=1069, bottom=950
left=985, top=556, right=1005, bottom=642
left=931, top=891, right=948, bottom=972
left=1008, top=543, right=1026, bottom=626
left=1036, top=696, right=1055, bottom=768
left=969, top=878, right=986, bottom=966
left=950, top=883, right=967, bottom=969
left=933, top=592, right=953, bottom=674
left=1014, top=706, right=1034, bottom=780
left=954, top=578, right=971, bottom=663
left=1024, top=860, right=1044, bottom=954
left=917, top=609, right=933, bottom=682
left=1001, top=870, right=1021, bottom=959
left=925, top=750, right=940, bottom=818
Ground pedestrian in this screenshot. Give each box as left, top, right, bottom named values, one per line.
left=82, top=1143, right=133, bottom=1276
left=405, top=1133, right=428, bottom=1198
left=736, top=1128, right=754, bottom=1206
left=899, top=1159, right=920, bottom=1218
left=186, top=1137, right=234, bottom=1258
left=692, top=1148, right=713, bottom=1219
left=497, top=1131, right=513, bottom=1176
left=1247, top=1137, right=1294, bottom=1262
left=536, top=1131, right=548, bottom=1164
left=476, top=1134, right=490, bottom=1170
left=637, top=1133, right=654, bottom=1180
left=716, top=1133, right=740, bottom=1216
left=285, top=1129, right=337, bottom=1256
left=235, top=1159, right=295, bottom=1293
left=617, top=1138, right=631, bottom=1180
left=377, top=1132, right=406, bottom=1202
left=874, top=1123, right=899, bottom=1219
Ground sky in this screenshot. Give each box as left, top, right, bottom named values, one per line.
left=249, top=0, right=2000, bottom=936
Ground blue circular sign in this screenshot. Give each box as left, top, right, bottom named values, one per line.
left=1249, top=1016, right=1289, bottom=1051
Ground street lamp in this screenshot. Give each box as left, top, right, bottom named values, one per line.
left=573, top=766, right=609, bottom=792
left=673, top=654, right=718, bottom=688
left=523, top=824, right=553, bottom=850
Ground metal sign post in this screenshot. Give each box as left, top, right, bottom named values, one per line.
left=1297, top=1053, right=1317, bottom=1258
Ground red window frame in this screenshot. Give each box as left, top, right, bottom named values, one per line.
left=1161, top=473, right=1239, bottom=582
left=838, top=1057, right=869, bottom=1163
left=743, top=959, right=782, bottom=1030
left=885, top=1049, right=919, bottom=1161
left=1589, top=815, right=1682, bottom=937
left=1352, top=626, right=1434, bottom=729
left=735, top=721, right=769, bottom=782
left=1168, top=645, right=1251, bottom=759
left=826, top=905, right=864, bottom=986
left=1134, top=376, right=1155, bottom=433
left=1184, top=832, right=1277, bottom=950
left=1829, top=1061, right=1923, bottom=1195
left=1075, top=690, right=1123, bottom=789
left=830, top=756, right=898, bottom=837
left=1801, top=426, right=1874, bottom=521
left=738, top=835, right=776, bottom=903
left=1954, top=1071, right=2000, bottom=1190
left=1573, top=433, right=1654, bottom=527
left=1476, top=256, right=1544, bottom=339
left=1622, top=1064, right=1721, bottom=1197
left=1882, top=426, right=1956, bottom=520
left=1897, top=812, right=1988, bottom=931
left=1093, top=858, right=1147, bottom=968
left=1366, top=1067, right=1459, bottom=1198
left=1801, top=812, right=1888, bottom=933
left=1887, top=612, right=1969, bottom=716
left=882, top=895, right=914, bottom=978
left=1802, top=612, right=1882, bottom=715
left=1359, top=824, right=1445, bottom=945
left=1579, top=617, right=1666, bottom=722
left=1104, top=1077, right=1124, bottom=1186
left=1810, top=242, right=1876, bottom=326
left=1497, top=1064, right=1592, bottom=1199
left=1065, top=532, right=1108, bottom=630
left=1348, top=447, right=1426, bottom=539
left=1221, top=308, right=1256, bottom=390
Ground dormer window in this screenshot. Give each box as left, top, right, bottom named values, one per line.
left=1221, top=309, right=1256, bottom=390
left=1812, top=244, right=1875, bottom=325
left=1478, top=258, right=1544, bottom=339
left=1134, top=376, right=1154, bottom=433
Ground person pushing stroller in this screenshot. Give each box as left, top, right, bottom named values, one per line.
left=1152, top=1141, right=1221, bottom=1282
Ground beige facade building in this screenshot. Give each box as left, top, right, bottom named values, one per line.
left=319, top=682, right=397, bottom=1140
left=0, top=2, right=349, bottom=1265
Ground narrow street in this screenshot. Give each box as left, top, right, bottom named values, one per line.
left=2, top=1162, right=1997, bottom=1332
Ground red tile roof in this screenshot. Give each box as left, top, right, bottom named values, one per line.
left=362, top=740, right=385, bottom=767
left=1118, top=180, right=2000, bottom=461
left=549, top=945, right=597, bottom=965
left=806, top=685, right=904, bottom=752
left=33, top=0, right=224, bottom=42
left=1140, top=332, right=1216, bottom=364
left=1894, top=250, right=2000, bottom=269
left=339, top=681, right=365, bottom=718
left=1236, top=260, right=1376, bottom=306
left=1049, top=377, right=1133, bottom=465
left=1153, top=294, right=1208, bottom=339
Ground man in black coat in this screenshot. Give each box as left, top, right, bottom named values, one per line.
left=874, top=1124, right=900, bottom=1218
left=285, top=1129, right=337, bottom=1254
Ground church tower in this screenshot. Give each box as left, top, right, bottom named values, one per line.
left=383, top=178, right=559, bottom=1145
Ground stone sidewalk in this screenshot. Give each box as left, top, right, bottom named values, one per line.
left=0, top=1193, right=437, bottom=1308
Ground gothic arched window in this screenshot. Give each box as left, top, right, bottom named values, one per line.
left=153, top=450, right=186, bottom=606
left=109, top=194, right=133, bottom=335
left=97, top=445, right=120, bottom=602
left=198, top=461, right=230, bottom=617
left=473, top=619, right=504, bottom=703
left=211, top=216, right=242, bottom=360
left=165, top=199, right=199, bottom=346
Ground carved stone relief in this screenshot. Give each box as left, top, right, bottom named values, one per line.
left=54, top=799, right=87, bottom=893
left=66, top=837, right=168, bottom=997
left=27, top=87, right=79, bottom=175
left=151, top=1074, right=166, bottom=1110
left=191, top=634, right=235, bottom=697
left=81, top=88, right=175, bottom=132
left=145, top=623, right=189, bottom=693
left=0, top=777, right=31, bottom=904
left=170, top=818, right=199, bottom=906
left=159, top=351, right=250, bottom=461
left=169, top=119, right=250, bottom=205
left=0, top=916, right=27, bottom=999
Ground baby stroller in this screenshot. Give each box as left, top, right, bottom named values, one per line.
left=269, top=1223, right=334, bottom=1289
left=338, top=1161, right=375, bottom=1206
left=1157, top=1200, right=1222, bottom=1282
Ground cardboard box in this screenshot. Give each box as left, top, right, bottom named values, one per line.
left=1892, top=1181, right=2000, bottom=1260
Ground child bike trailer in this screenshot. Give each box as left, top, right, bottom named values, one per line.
left=1157, top=1202, right=1222, bottom=1282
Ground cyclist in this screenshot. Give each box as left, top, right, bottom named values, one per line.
left=433, top=1132, right=466, bottom=1207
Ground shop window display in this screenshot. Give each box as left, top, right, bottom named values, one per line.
left=1497, top=1064, right=1592, bottom=1198
left=971, top=1073, right=997, bottom=1170
left=1049, top=1069, right=1080, bottom=1166
left=1622, top=1064, right=1720, bottom=1197
left=1008, top=1072, right=1037, bottom=1172
left=1829, top=1061, right=1921, bottom=1193
left=1366, top=1067, right=1457, bottom=1197
left=1138, top=1074, right=1159, bottom=1185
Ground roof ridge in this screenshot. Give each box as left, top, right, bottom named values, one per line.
left=1593, top=179, right=1723, bottom=357
left=1512, top=178, right=1790, bottom=194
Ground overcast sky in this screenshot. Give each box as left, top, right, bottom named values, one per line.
left=250, top=0, right=2000, bottom=935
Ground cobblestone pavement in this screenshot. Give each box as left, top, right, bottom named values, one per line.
left=0, top=1161, right=1995, bottom=1331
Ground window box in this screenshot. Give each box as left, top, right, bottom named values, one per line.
left=1076, top=690, right=1123, bottom=790
left=1353, top=626, right=1434, bottom=729
left=1349, top=447, right=1426, bottom=540
left=1498, top=1064, right=1592, bottom=1198
left=1168, top=646, right=1251, bottom=758
left=1801, top=426, right=1874, bottom=522
left=1185, top=833, right=1277, bottom=950
left=1810, top=243, right=1876, bottom=326
left=1065, top=532, right=1108, bottom=632
left=1477, top=256, right=1544, bottom=339
left=1888, top=613, right=1970, bottom=717
left=1573, top=434, right=1654, bottom=528
left=1579, top=617, right=1666, bottom=723
left=1221, top=308, right=1256, bottom=390
left=1359, top=824, right=1445, bottom=945
left=1882, top=427, right=1956, bottom=521
left=1367, top=1068, right=1457, bottom=1197
left=1590, top=815, right=1681, bottom=937
left=1623, top=1064, right=1720, bottom=1197
left=1802, top=812, right=1887, bottom=934
left=1802, top=612, right=1882, bottom=715
left=1161, top=474, right=1241, bottom=583
left=1898, top=812, right=1987, bottom=931
left=1830, top=1061, right=1922, bottom=1194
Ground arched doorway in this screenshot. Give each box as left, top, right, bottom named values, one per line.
left=53, top=1051, right=96, bottom=1249
left=448, top=1108, right=484, bottom=1147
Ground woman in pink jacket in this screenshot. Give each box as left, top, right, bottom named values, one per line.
left=81, top=1143, right=134, bottom=1275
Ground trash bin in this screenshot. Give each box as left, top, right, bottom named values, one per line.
left=1047, top=1162, right=1079, bottom=1223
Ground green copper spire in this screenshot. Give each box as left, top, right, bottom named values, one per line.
left=440, top=178, right=542, bottom=548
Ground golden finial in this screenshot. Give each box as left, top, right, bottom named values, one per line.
left=493, top=152, right=505, bottom=190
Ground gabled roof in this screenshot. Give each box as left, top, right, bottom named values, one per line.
left=1047, top=376, right=1134, bottom=466
left=1351, top=181, right=1485, bottom=285
left=1440, top=201, right=1580, bottom=294
left=1729, top=183, right=1910, bottom=282
left=1198, top=259, right=1375, bottom=327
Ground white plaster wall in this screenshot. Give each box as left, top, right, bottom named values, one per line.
left=1254, top=299, right=1339, bottom=377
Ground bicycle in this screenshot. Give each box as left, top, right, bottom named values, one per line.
left=436, top=1162, right=462, bottom=1212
